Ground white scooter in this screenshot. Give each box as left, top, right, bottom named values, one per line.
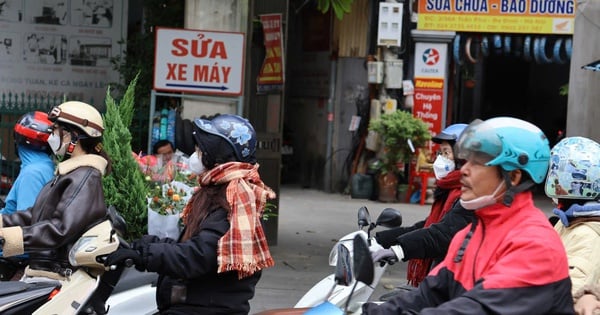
left=0, top=206, right=157, bottom=314
left=293, top=206, right=402, bottom=313
left=257, top=231, right=381, bottom=315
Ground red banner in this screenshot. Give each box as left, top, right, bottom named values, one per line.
left=257, top=14, right=284, bottom=94
left=413, top=78, right=444, bottom=138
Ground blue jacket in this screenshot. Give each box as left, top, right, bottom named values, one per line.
left=1, top=145, right=54, bottom=215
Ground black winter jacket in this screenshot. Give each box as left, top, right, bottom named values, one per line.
left=374, top=202, right=474, bottom=261
left=139, top=208, right=261, bottom=315
left=3, top=155, right=108, bottom=273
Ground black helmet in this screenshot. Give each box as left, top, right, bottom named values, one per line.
left=14, top=111, right=53, bottom=151
left=192, top=114, right=257, bottom=168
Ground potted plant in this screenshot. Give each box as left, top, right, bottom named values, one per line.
left=368, top=110, right=431, bottom=202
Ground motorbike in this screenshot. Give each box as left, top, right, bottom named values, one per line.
left=259, top=206, right=401, bottom=315
left=0, top=205, right=158, bottom=314
left=258, top=232, right=379, bottom=315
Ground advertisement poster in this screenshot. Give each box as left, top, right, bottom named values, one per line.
left=257, top=13, right=284, bottom=94
left=417, top=0, right=575, bottom=34
left=0, top=0, right=127, bottom=106
left=154, top=27, right=246, bottom=96
left=412, top=42, right=447, bottom=138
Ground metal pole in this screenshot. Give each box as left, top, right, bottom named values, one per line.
left=324, top=59, right=337, bottom=192
left=148, top=90, right=157, bottom=153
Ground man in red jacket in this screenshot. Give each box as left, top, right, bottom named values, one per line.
left=363, top=117, right=574, bottom=315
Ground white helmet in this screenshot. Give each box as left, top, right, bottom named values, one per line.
left=48, top=101, right=104, bottom=138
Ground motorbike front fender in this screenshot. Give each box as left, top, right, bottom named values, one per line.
left=33, top=271, right=99, bottom=315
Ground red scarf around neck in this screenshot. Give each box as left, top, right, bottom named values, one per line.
left=407, top=170, right=462, bottom=286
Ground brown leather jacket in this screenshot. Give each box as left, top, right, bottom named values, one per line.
left=2, top=154, right=108, bottom=274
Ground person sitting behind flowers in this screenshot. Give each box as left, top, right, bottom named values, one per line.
left=106, top=114, right=276, bottom=315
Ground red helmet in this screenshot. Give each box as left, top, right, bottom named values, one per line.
left=14, top=111, right=53, bottom=151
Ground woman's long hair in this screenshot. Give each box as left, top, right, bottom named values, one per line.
left=181, top=184, right=230, bottom=241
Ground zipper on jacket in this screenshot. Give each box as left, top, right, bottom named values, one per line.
left=472, top=218, right=485, bottom=283
left=51, top=175, right=60, bottom=186
left=454, top=216, right=478, bottom=263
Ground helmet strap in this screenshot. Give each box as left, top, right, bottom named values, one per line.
left=501, top=170, right=535, bottom=206
left=65, top=131, right=78, bottom=157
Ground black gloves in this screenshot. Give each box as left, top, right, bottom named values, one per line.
left=105, top=248, right=145, bottom=271
left=131, top=235, right=160, bottom=252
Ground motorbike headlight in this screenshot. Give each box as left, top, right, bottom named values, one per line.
left=68, top=236, right=96, bottom=266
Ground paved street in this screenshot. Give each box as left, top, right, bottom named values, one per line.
left=249, top=185, right=555, bottom=314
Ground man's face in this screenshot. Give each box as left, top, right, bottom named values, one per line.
left=460, top=159, right=504, bottom=201
left=156, top=144, right=174, bottom=162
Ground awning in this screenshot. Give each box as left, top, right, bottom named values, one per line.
left=582, top=60, right=600, bottom=71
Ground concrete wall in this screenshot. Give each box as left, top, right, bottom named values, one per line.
left=566, top=1, right=600, bottom=140
left=332, top=58, right=369, bottom=193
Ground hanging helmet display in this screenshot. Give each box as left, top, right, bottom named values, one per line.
left=192, top=114, right=257, bottom=164
left=455, top=117, right=551, bottom=184
left=432, top=123, right=468, bottom=144
left=48, top=101, right=104, bottom=138
left=14, top=111, right=53, bottom=151
left=545, top=136, right=600, bottom=200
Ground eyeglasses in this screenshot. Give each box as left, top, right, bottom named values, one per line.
left=436, top=150, right=453, bottom=158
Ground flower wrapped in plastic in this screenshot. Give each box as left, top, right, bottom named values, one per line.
left=132, top=151, right=177, bottom=183
left=132, top=151, right=198, bottom=239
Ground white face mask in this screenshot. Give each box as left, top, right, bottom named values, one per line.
left=47, top=133, right=68, bottom=157
left=460, top=181, right=506, bottom=210
left=432, top=155, right=455, bottom=180
left=188, top=152, right=206, bottom=175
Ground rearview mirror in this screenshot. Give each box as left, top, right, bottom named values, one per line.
left=375, top=208, right=403, bottom=228
left=357, top=206, right=371, bottom=229
left=352, top=234, right=374, bottom=285
left=334, top=244, right=352, bottom=286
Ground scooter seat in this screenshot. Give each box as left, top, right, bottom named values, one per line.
left=0, top=282, right=30, bottom=296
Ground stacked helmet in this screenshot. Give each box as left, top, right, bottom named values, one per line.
left=455, top=117, right=551, bottom=184
left=14, top=111, right=53, bottom=151
left=192, top=114, right=257, bottom=167
left=48, top=101, right=104, bottom=138
left=545, top=136, right=600, bottom=200
left=432, top=123, right=468, bottom=144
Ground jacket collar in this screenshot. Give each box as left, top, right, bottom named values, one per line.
left=57, top=154, right=107, bottom=176
left=475, top=191, right=535, bottom=223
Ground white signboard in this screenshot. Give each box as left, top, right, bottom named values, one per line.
left=414, top=42, right=447, bottom=78
left=154, top=27, right=245, bottom=96
left=0, top=0, right=126, bottom=106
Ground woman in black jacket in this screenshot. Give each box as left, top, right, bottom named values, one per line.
left=107, top=114, right=276, bottom=315
left=372, top=123, right=474, bottom=288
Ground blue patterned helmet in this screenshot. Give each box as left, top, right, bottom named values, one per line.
left=455, top=117, right=551, bottom=184
left=193, top=114, right=257, bottom=163
left=545, top=136, right=600, bottom=200
left=432, top=123, right=468, bottom=144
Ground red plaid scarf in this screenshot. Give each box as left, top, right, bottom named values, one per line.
left=191, top=162, right=276, bottom=279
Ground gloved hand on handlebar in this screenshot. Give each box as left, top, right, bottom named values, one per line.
left=371, top=245, right=404, bottom=266
left=105, top=248, right=145, bottom=271
left=131, top=235, right=161, bottom=252
left=372, top=248, right=397, bottom=263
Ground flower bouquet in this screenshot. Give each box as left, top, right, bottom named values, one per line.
left=133, top=151, right=197, bottom=239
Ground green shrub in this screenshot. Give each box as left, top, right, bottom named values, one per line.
left=102, top=74, right=148, bottom=240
